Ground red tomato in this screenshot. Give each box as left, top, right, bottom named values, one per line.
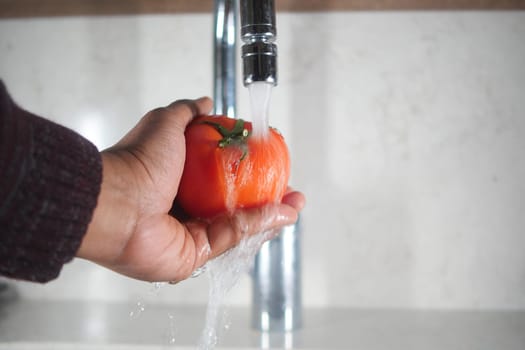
left=177, top=115, right=290, bottom=219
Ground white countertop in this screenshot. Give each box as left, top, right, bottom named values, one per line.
left=1, top=290, right=524, bottom=349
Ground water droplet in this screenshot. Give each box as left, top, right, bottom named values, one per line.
left=129, top=301, right=145, bottom=319
left=150, top=281, right=166, bottom=295
left=164, top=313, right=177, bottom=345
left=191, top=265, right=208, bottom=278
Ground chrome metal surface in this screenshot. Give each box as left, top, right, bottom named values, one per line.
left=241, top=41, right=277, bottom=85
left=240, top=0, right=276, bottom=41
left=252, top=219, right=302, bottom=332
left=213, top=0, right=237, bottom=117
left=240, top=0, right=278, bottom=86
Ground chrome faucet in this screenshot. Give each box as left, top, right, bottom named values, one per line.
left=213, top=0, right=302, bottom=332
left=240, top=0, right=278, bottom=86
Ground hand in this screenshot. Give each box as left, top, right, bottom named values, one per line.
left=77, top=97, right=305, bottom=283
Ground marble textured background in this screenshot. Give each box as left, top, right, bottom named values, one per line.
left=1, top=11, right=524, bottom=309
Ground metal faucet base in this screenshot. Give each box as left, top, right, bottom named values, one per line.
left=251, top=219, right=302, bottom=332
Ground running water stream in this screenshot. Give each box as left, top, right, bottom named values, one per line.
left=197, top=229, right=274, bottom=349
left=197, top=82, right=275, bottom=349
left=248, top=82, right=273, bottom=140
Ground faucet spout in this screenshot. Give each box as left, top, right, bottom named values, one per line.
left=240, top=0, right=278, bottom=86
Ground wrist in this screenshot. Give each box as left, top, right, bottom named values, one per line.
left=77, top=152, right=139, bottom=265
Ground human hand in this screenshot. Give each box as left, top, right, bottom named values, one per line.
left=77, top=98, right=305, bottom=283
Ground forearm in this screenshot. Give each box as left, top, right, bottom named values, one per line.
left=0, top=81, right=102, bottom=282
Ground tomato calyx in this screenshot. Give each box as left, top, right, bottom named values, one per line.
left=203, top=119, right=251, bottom=160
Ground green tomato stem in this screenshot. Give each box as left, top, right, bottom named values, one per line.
left=202, top=119, right=251, bottom=160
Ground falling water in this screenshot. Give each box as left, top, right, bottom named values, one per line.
left=248, top=82, right=273, bottom=140
left=197, top=82, right=276, bottom=349
left=197, top=229, right=274, bottom=350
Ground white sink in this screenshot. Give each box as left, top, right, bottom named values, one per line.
left=0, top=344, right=189, bottom=350
left=1, top=300, right=525, bottom=350
left=0, top=344, right=263, bottom=350
left=0, top=344, right=268, bottom=350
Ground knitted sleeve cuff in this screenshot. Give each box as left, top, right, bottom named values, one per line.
left=0, top=82, right=102, bottom=282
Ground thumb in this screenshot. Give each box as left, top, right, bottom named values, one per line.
left=164, top=97, right=214, bottom=134
left=112, top=97, right=213, bottom=150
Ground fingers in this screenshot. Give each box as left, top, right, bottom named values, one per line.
left=282, top=190, right=306, bottom=212
left=203, top=203, right=299, bottom=261
left=186, top=190, right=305, bottom=270
left=165, top=97, right=213, bottom=132
left=111, top=97, right=213, bottom=151
left=166, top=96, right=213, bottom=115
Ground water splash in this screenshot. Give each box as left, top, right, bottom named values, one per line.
left=197, top=229, right=274, bottom=350
left=248, top=82, right=273, bottom=140
left=222, top=149, right=242, bottom=214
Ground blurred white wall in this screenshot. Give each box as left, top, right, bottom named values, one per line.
left=1, top=11, right=524, bottom=310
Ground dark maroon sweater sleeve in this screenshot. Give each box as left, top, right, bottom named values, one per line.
left=0, top=81, right=102, bottom=283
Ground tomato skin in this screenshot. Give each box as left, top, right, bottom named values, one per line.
left=177, top=115, right=290, bottom=219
